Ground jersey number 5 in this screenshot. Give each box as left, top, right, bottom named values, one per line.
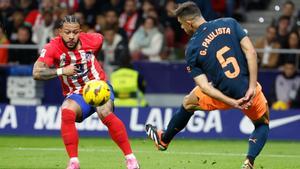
left=216, top=46, right=240, bottom=78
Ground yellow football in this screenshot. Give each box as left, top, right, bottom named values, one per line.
left=83, top=80, right=111, bottom=106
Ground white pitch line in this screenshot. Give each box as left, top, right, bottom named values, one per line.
left=10, top=147, right=300, bottom=158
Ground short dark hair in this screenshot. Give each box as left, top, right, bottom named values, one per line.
left=284, top=57, right=296, bottom=65
left=284, top=0, right=295, bottom=8
left=17, top=25, right=32, bottom=40
left=60, top=15, right=80, bottom=27
left=103, top=24, right=116, bottom=33
left=18, top=25, right=32, bottom=35
left=143, top=16, right=157, bottom=26
left=105, top=9, right=118, bottom=16
left=278, top=15, right=290, bottom=22
left=173, top=1, right=202, bottom=20
left=267, top=25, right=276, bottom=31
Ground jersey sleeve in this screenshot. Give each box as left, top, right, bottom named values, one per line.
left=91, top=33, right=104, bottom=53
left=231, top=18, right=247, bottom=41
left=37, top=44, right=56, bottom=67
left=185, top=46, right=204, bottom=78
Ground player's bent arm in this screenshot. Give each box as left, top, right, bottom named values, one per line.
left=32, top=61, right=59, bottom=80
left=240, top=36, right=258, bottom=90
left=33, top=61, right=77, bottom=80
left=194, top=74, right=242, bottom=109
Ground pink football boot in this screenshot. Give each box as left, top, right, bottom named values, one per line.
left=66, top=160, right=80, bottom=169
left=126, top=158, right=140, bottom=169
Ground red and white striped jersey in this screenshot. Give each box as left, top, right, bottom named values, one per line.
left=37, top=32, right=107, bottom=96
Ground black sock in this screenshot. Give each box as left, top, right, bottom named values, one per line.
left=162, top=106, right=193, bottom=143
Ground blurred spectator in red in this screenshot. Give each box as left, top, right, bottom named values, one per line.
left=129, top=16, right=163, bottom=62
left=276, top=15, right=290, bottom=49
left=255, top=26, right=281, bottom=68
left=6, top=10, right=25, bottom=41
left=272, top=1, right=297, bottom=32
left=100, top=26, right=130, bottom=76
left=32, top=7, right=55, bottom=51
left=25, top=0, right=55, bottom=27
left=0, top=27, right=9, bottom=64
left=271, top=60, right=300, bottom=110
left=119, top=0, right=142, bottom=38
left=8, top=26, right=37, bottom=65
left=104, top=9, right=127, bottom=41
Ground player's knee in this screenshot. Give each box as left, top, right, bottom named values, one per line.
left=97, top=110, right=111, bottom=119
left=96, top=101, right=114, bottom=119
left=61, top=109, right=76, bottom=124
left=182, top=95, right=189, bottom=108
left=184, top=104, right=197, bottom=112
left=182, top=94, right=198, bottom=111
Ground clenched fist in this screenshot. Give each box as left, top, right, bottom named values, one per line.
left=62, top=65, right=78, bottom=76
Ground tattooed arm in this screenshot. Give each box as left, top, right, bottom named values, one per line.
left=33, top=61, right=77, bottom=80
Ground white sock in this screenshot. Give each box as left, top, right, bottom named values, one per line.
left=70, top=157, right=79, bottom=163
left=125, top=153, right=136, bottom=159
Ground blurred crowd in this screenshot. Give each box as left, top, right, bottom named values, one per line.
left=0, top=0, right=300, bottom=109
left=0, top=0, right=262, bottom=66
left=255, top=0, right=300, bottom=70
left=252, top=1, right=300, bottom=109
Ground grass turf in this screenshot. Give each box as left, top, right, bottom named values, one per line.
left=0, top=136, right=299, bottom=169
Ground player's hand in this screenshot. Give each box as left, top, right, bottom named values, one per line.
left=62, top=65, right=77, bottom=76
left=242, top=87, right=256, bottom=110
left=229, top=98, right=244, bottom=110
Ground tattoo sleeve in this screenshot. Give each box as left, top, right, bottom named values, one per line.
left=33, top=61, right=58, bottom=80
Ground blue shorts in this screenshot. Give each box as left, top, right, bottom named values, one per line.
left=66, top=81, right=115, bottom=120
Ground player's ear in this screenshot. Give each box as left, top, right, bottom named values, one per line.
left=186, top=20, right=193, bottom=28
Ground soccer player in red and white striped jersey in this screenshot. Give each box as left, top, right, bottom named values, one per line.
left=33, top=15, right=139, bottom=169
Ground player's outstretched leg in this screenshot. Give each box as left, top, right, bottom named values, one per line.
left=242, top=122, right=269, bottom=169
left=102, top=113, right=140, bottom=169
left=145, top=105, right=193, bottom=151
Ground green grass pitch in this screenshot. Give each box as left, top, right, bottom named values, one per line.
left=0, top=136, right=299, bottom=169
